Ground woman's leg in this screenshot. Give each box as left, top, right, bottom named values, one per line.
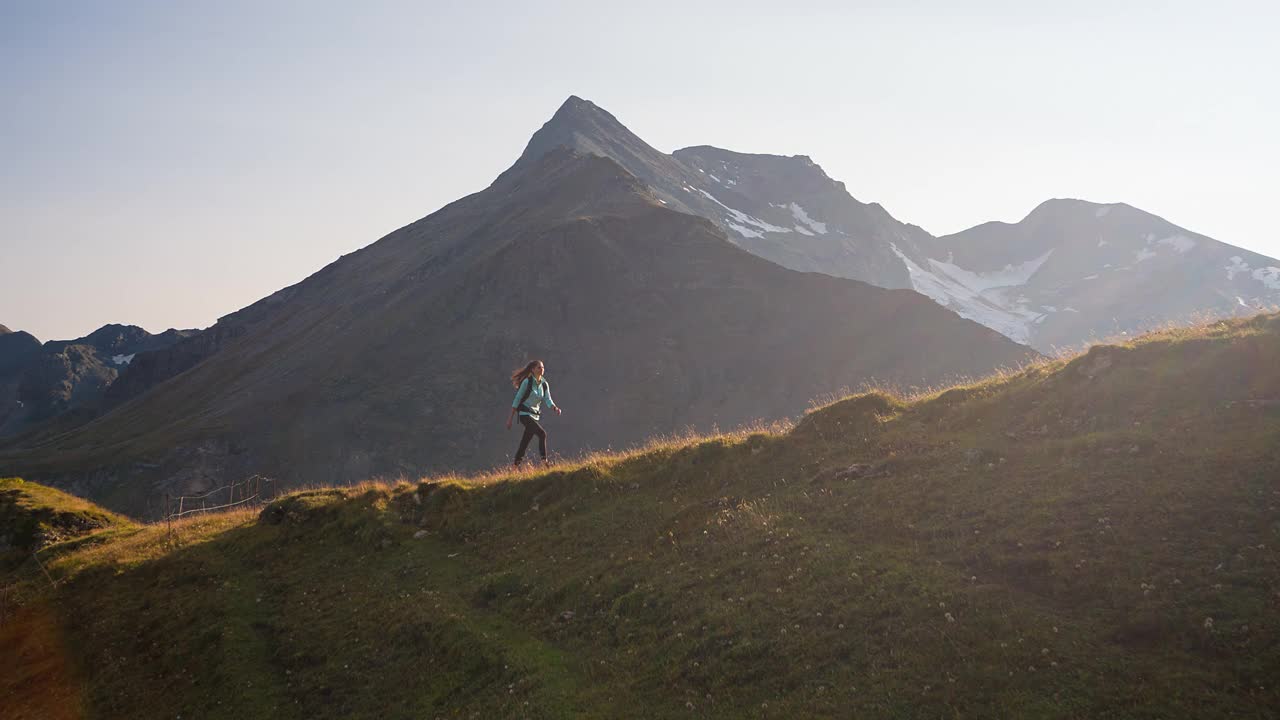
left=514, top=415, right=538, bottom=465
left=534, top=420, right=548, bottom=459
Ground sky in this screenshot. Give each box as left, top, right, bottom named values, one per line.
left=4, top=0, right=1278, bottom=341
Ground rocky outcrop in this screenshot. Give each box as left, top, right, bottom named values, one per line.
left=103, top=324, right=244, bottom=409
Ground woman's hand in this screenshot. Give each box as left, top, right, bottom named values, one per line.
left=506, top=418, right=512, bottom=430
left=554, top=406, right=562, bottom=415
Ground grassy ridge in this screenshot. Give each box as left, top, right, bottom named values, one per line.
left=0, top=477, right=133, bottom=571
left=3, top=313, right=1280, bottom=718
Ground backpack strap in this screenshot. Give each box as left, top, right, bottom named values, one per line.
left=517, top=376, right=544, bottom=414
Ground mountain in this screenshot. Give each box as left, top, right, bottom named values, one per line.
left=0, top=328, right=43, bottom=436
left=522, top=98, right=1280, bottom=352
left=0, top=141, right=1036, bottom=515
left=518, top=97, right=929, bottom=291
left=909, top=199, right=1280, bottom=350
left=100, top=324, right=242, bottom=409
left=0, top=326, right=41, bottom=377
left=6, top=312, right=1279, bottom=718
left=0, top=324, right=195, bottom=438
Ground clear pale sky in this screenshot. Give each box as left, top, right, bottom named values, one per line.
left=4, top=1, right=1277, bottom=341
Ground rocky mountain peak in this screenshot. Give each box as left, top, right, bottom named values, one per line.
left=516, top=95, right=654, bottom=168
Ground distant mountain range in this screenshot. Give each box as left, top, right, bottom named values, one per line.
left=5, top=95, right=1276, bottom=514
left=529, top=97, right=1280, bottom=351
left=0, top=324, right=195, bottom=439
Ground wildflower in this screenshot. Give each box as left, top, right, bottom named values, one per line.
left=945, top=612, right=956, bottom=623
left=1204, top=617, right=1214, bottom=630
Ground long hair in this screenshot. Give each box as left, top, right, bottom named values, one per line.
left=511, top=360, right=544, bottom=388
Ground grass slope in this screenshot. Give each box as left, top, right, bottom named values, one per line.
left=3, top=313, right=1280, bottom=718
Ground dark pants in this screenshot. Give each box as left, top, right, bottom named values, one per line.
left=514, top=414, right=547, bottom=464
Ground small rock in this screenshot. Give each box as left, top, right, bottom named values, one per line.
left=559, top=610, right=576, bottom=622
left=810, top=460, right=891, bottom=484
left=413, top=530, right=429, bottom=539
left=1080, top=351, right=1114, bottom=379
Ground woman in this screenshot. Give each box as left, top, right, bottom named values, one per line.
left=506, top=360, right=562, bottom=468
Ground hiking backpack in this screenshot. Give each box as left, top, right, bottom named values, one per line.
left=517, top=376, right=547, bottom=415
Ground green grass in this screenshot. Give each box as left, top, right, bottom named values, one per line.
left=3, top=312, right=1280, bottom=718
left=0, top=477, right=134, bottom=571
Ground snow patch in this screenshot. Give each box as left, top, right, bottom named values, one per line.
left=793, top=225, right=814, bottom=236
left=889, top=244, right=1052, bottom=345
left=1156, top=235, right=1196, bottom=254
left=727, top=223, right=763, bottom=239
left=111, top=353, right=135, bottom=366
left=697, top=189, right=792, bottom=234
left=1083, top=274, right=1099, bottom=280
left=788, top=203, right=828, bottom=235
left=708, top=174, right=721, bottom=183
left=1222, top=256, right=1279, bottom=290
left=1097, top=239, right=1108, bottom=247
left=1226, top=256, right=1249, bottom=280
left=1254, top=266, right=1280, bottom=290
left=1134, top=248, right=1157, bottom=263
left=1095, top=206, right=1111, bottom=218
left=926, top=249, right=1054, bottom=294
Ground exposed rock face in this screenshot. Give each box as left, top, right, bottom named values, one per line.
left=1, top=142, right=1037, bottom=515
left=17, top=344, right=118, bottom=424
left=103, top=324, right=244, bottom=409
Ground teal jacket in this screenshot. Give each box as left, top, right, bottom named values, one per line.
left=512, top=376, right=556, bottom=421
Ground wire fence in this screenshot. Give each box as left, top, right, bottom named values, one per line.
left=163, top=474, right=276, bottom=532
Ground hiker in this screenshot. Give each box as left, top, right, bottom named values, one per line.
left=506, top=360, right=561, bottom=468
